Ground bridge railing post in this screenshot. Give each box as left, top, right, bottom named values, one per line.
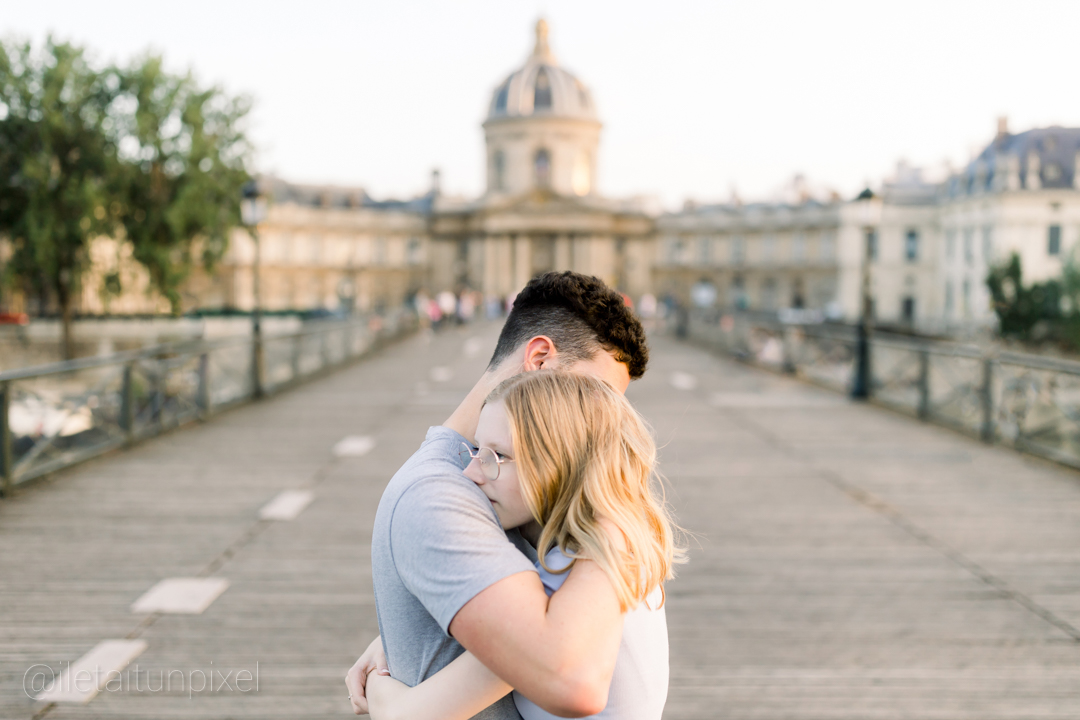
left=197, top=352, right=211, bottom=419
left=252, top=334, right=265, bottom=399
left=1, top=380, right=13, bottom=495
left=121, top=362, right=135, bottom=445
left=917, top=349, right=931, bottom=420
left=980, top=357, right=995, bottom=443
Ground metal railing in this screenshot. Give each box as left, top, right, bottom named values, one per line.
left=683, top=309, right=1080, bottom=470
left=0, top=310, right=415, bottom=493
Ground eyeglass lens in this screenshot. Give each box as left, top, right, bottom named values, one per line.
left=458, top=443, right=501, bottom=481
left=476, top=447, right=499, bottom=481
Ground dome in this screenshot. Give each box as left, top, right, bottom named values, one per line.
left=487, top=20, right=598, bottom=123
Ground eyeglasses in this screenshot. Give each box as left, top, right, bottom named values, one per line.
left=458, top=442, right=514, bottom=481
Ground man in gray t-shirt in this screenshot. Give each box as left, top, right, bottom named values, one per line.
left=347, top=272, right=652, bottom=718
left=369, top=425, right=535, bottom=719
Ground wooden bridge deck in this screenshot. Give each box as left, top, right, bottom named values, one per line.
left=2, top=323, right=1079, bottom=719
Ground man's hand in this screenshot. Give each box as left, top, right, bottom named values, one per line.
left=346, top=636, right=388, bottom=715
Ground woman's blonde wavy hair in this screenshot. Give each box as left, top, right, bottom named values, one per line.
left=486, top=370, right=685, bottom=612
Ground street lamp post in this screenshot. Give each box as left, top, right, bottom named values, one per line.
left=852, top=188, right=876, bottom=399
left=241, top=181, right=268, bottom=397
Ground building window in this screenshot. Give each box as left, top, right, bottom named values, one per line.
left=982, top=226, right=993, bottom=263
left=901, top=297, right=915, bottom=322
left=865, top=229, right=878, bottom=261
left=945, top=280, right=954, bottom=315
left=963, top=228, right=974, bottom=266
left=819, top=232, right=835, bottom=262
left=792, top=233, right=806, bottom=264
left=492, top=150, right=506, bottom=190
left=407, top=237, right=422, bottom=265
left=533, top=69, right=552, bottom=111
left=1049, top=225, right=1062, bottom=256
left=571, top=151, right=591, bottom=196
left=666, top=237, right=685, bottom=265
left=731, top=274, right=747, bottom=309
left=534, top=148, right=551, bottom=188
left=494, top=84, right=509, bottom=113
left=945, top=229, right=956, bottom=261
left=905, top=229, right=919, bottom=262
left=697, top=237, right=711, bottom=265
left=791, top=277, right=805, bottom=308
left=962, top=279, right=971, bottom=317
left=731, top=236, right=745, bottom=265
left=761, top=277, right=778, bottom=310
left=762, top=234, right=777, bottom=264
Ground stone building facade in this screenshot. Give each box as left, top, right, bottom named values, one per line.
left=425, top=19, right=655, bottom=304
left=654, top=121, right=1080, bottom=334
left=6, top=23, right=1079, bottom=338
left=654, top=198, right=842, bottom=314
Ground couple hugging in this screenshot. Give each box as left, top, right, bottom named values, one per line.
left=346, top=271, right=684, bottom=720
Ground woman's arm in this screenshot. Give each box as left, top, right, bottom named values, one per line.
left=366, top=649, right=512, bottom=720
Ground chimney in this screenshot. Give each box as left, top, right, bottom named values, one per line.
left=996, top=116, right=1009, bottom=145
left=430, top=168, right=441, bottom=196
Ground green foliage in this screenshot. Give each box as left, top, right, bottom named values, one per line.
left=986, top=252, right=1080, bottom=349
left=0, top=36, right=252, bottom=356
left=112, top=55, right=251, bottom=314
left=0, top=38, right=119, bottom=355
left=986, top=253, right=1062, bottom=341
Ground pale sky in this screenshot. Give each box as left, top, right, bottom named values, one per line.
left=5, top=0, right=1079, bottom=208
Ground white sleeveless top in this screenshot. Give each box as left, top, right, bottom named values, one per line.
left=513, top=548, right=669, bottom=720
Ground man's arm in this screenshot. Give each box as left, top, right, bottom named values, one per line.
left=388, top=475, right=622, bottom=717
left=449, top=558, right=622, bottom=718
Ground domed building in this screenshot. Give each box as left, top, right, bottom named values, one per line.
left=57, top=20, right=1079, bottom=338
left=427, top=20, right=656, bottom=302
left=483, top=19, right=600, bottom=198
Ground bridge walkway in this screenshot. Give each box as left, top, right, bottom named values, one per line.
left=1, top=323, right=1078, bottom=719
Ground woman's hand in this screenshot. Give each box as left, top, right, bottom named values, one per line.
left=366, top=650, right=510, bottom=720
left=346, top=636, right=388, bottom=715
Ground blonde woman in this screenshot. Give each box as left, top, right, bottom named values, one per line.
left=363, top=370, right=684, bottom=720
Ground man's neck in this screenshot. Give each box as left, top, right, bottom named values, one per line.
left=443, top=361, right=521, bottom=443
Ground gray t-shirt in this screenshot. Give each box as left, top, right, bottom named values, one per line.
left=371, top=426, right=537, bottom=720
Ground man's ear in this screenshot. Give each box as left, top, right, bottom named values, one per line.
left=521, top=335, right=557, bottom=372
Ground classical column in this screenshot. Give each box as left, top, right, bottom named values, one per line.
left=555, top=235, right=572, bottom=271
left=513, top=235, right=532, bottom=294
left=592, top=236, right=617, bottom=288
left=571, top=235, right=587, bottom=275
left=482, top=236, right=499, bottom=298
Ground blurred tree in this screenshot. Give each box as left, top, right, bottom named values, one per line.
left=0, top=40, right=252, bottom=358
left=987, top=253, right=1063, bottom=342
left=112, top=55, right=252, bottom=315
left=0, top=38, right=119, bottom=358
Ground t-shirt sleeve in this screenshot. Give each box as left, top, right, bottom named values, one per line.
left=389, top=476, right=537, bottom=635
left=535, top=547, right=575, bottom=596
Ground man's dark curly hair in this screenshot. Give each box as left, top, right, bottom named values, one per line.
left=487, top=271, right=649, bottom=379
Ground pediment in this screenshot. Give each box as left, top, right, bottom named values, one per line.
left=430, top=189, right=655, bottom=237
left=483, top=189, right=609, bottom=215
